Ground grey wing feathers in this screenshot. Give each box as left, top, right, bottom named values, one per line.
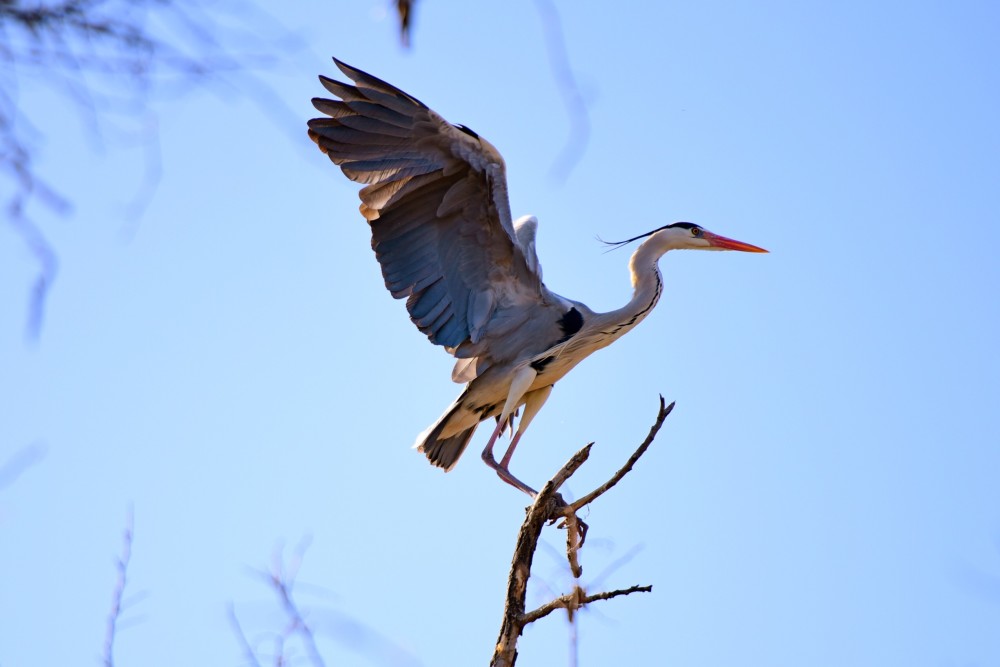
left=309, top=59, right=546, bottom=357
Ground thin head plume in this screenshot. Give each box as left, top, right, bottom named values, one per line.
left=596, top=232, right=645, bottom=253
left=596, top=222, right=690, bottom=253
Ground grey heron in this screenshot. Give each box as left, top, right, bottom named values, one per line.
left=308, top=59, right=767, bottom=496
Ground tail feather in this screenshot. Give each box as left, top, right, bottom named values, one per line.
left=413, top=399, right=480, bottom=472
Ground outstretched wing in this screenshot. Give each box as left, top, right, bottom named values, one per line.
left=309, top=60, right=569, bottom=380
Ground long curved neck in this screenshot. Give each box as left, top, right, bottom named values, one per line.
left=591, top=239, right=667, bottom=345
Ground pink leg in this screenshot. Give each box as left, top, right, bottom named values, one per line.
left=481, top=421, right=537, bottom=497
left=495, top=431, right=537, bottom=496
left=480, top=367, right=542, bottom=497
left=499, top=431, right=522, bottom=470
left=480, top=420, right=505, bottom=467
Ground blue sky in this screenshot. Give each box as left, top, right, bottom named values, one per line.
left=2, top=1, right=999, bottom=665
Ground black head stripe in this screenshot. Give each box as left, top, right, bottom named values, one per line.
left=599, top=222, right=698, bottom=250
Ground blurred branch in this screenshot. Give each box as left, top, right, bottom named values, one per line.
left=266, top=538, right=327, bottom=667
left=103, top=508, right=135, bottom=667
left=396, top=0, right=415, bottom=48
left=232, top=537, right=327, bottom=667
left=387, top=0, right=589, bottom=180
left=533, top=0, right=590, bottom=182
left=0, top=0, right=302, bottom=340
left=6, top=213, right=59, bottom=339
left=490, top=396, right=673, bottom=667
left=232, top=537, right=427, bottom=666
left=533, top=537, right=647, bottom=665
left=0, top=441, right=47, bottom=490
left=227, top=603, right=264, bottom=667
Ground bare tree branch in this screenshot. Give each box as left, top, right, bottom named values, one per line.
left=490, top=397, right=674, bottom=667
left=492, top=445, right=591, bottom=667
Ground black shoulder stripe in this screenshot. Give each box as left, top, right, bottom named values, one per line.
left=557, top=307, right=584, bottom=343
left=530, top=356, right=555, bottom=372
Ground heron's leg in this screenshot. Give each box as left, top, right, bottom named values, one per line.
left=482, top=420, right=537, bottom=496
left=499, top=385, right=552, bottom=470
left=480, top=366, right=538, bottom=496
left=495, top=464, right=538, bottom=497
left=480, top=419, right=506, bottom=467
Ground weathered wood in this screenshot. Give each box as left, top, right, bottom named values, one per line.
left=490, top=397, right=673, bottom=667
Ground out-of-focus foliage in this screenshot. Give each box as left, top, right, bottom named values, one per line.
left=1, top=0, right=296, bottom=338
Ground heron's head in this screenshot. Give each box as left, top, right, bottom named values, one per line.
left=604, top=222, right=768, bottom=254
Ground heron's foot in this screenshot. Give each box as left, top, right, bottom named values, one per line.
left=482, top=443, right=539, bottom=496
left=526, top=493, right=588, bottom=546
left=548, top=493, right=589, bottom=546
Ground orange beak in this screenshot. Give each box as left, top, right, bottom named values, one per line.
left=703, top=231, right=768, bottom=253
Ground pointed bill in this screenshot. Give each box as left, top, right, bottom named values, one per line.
left=703, top=231, right=768, bottom=253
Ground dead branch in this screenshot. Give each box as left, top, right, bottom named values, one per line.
left=521, top=584, right=653, bottom=625
left=490, top=397, right=673, bottom=667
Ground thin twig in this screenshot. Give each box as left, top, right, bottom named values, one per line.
left=564, top=510, right=583, bottom=578
left=227, top=603, right=264, bottom=667
left=7, top=209, right=59, bottom=341
left=521, top=585, right=653, bottom=625
left=103, top=508, right=134, bottom=667
left=268, top=552, right=326, bottom=667
left=571, top=397, right=675, bottom=511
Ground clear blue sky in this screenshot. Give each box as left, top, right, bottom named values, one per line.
left=2, top=2, right=999, bottom=665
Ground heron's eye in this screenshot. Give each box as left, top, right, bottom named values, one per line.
left=691, top=228, right=703, bottom=237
